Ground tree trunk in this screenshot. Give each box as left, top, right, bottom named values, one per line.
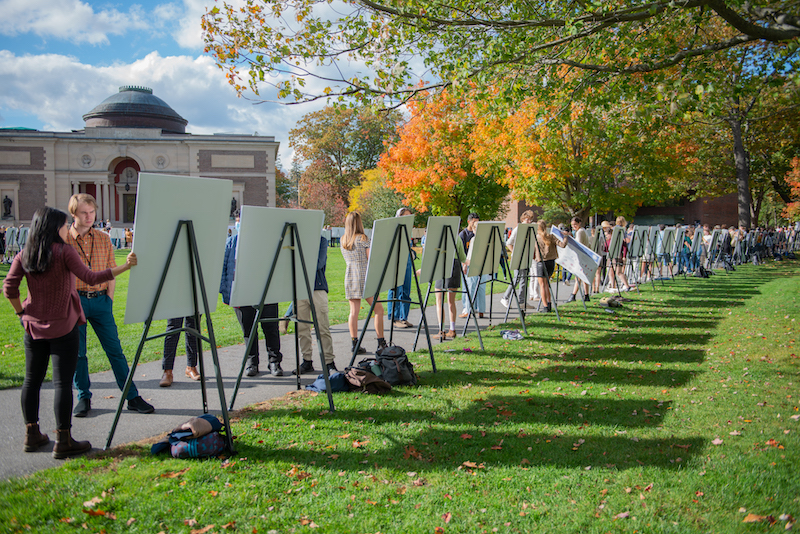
left=729, top=118, right=753, bottom=228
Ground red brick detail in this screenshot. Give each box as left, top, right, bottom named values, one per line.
left=6, top=174, right=46, bottom=220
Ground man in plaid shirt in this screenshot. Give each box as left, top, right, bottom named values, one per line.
left=67, top=194, right=154, bottom=417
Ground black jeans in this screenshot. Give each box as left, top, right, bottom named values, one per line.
left=22, top=324, right=79, bottom=429
left=235, top=304, right=281, bottom=364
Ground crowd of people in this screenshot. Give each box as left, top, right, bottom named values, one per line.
left=4, top=194, right=799, bottom=459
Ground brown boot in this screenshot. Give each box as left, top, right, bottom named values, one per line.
left=24, top=423, right=50, bottom=452
left=159, top=369, right=173, bottom=387
left=52, top=429, right=91, bottom=459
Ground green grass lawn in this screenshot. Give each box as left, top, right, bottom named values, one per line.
left=1, top=259, right=797, bottom=533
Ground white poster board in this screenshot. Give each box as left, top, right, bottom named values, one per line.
left=551, top=226, right=601, bottom=285
left=661, top=228, right=675, bottom=257
left=508, top=223, right=536, bottom=271
left=673, top=227, right=686, bottom=256
left=229, top=206, right=325, bottom=306
left=607, top=226, right=625, bottom=260
left=5, top=226, right=18, bottom=253
left=363, top=214, right=414, bottom=297
left=690, top=229, right=704, bottom=254
left=124, top=173, right=232, bottom=324
left=418, top=216, right=461, bottom=285
left=466, top=221, right=506, bottom=277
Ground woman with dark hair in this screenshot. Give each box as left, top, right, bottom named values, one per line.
left=3, top=207, right=137, bottom=458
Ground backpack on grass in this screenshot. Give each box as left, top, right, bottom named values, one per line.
left=376, top=345, right=417, bottom=386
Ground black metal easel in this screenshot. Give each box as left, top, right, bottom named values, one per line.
left=228, top=222, right=335, bottom=412
left=105, top=220, right=234, bottom=452
left=350, top=223, right=439, bottom=367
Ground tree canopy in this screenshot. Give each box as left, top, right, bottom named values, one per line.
left=202, top=0, right=800, bottom=107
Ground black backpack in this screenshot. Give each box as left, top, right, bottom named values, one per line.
left=376, top=345, right=417, bottom=386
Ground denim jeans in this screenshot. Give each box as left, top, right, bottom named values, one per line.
left=462, top=274, right=489, bottom=313
left=387, top=256, right=413, bottom=321
left=73, top=294, right=138, bottom=401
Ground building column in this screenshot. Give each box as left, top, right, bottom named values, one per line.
left=94, top=181, right=103, bottom=221
left=103, top=181, right=111, bottom=223
left=72, top=181, right=79, bottom=196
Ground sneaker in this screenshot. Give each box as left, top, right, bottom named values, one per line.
left=401, top=319, right=414, bottom=328
left=445, top=330, right=457, bottom=339
left=292, top=360, right=315, bottom=375
left=326, top=362, right=339, bottom=373
left=376, top=338, right=388, bottom=352
left=566, top=294, right=576, bottom=303
left=245, top=365, right=259, bottom=377
left=127, top=396, right=155, bottom=414
left=500, top=297, right=510, bottom=308
left=73, top=398, right=91, bottom=418
left=394, top=320, right=410, bottom=328
left=268, top=362, right=284, bottom=376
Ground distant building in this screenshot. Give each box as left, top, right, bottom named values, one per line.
left=0, top=86, right=279, bottom=224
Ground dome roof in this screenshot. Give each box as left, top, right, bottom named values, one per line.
left=83, top=86, right=188, bottom=134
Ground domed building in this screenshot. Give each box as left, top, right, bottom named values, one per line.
left=0, top=86, right=278, bottom=228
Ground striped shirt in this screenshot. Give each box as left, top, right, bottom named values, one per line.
left=67, top=225, right=117, bottom=292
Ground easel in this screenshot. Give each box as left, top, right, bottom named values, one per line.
left=351, top=223, right=439, bottom=366
left=503, top=225, right=557, bottom=322
left=412, top=223, right=484, bottom=352
left=105, top=220, right=234, bottom=452
left=228, top=222, right=335, bottom=412
left=462, top=224, right=517, bottom=340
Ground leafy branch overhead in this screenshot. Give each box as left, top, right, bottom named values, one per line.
left=202, top=0, right=800, bottom=107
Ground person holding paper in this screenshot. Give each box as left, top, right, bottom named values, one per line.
left=341, top=211, right=386, bottom=354
left=4, top=207, right=138, bottom=458
left=565, top=217, right=591, bottom=303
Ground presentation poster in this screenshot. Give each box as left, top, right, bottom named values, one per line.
left=229, top=206, right=325, bottom=306
left=124, top=173, right=232, bottom=324
left=551, top=226, right=601, bottom=285
left=363, top=214, right=415, bottom=297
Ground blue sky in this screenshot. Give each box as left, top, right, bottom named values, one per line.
left=0, top=0, right=326, bottom=166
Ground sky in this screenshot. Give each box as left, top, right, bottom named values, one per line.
left=0, top=0, right=327, bottom=167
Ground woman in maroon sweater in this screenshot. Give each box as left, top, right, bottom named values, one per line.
left=3, top=207, right=137, bottom=458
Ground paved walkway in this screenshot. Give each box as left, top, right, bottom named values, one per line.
left=0, top=278, right=591, bottom=480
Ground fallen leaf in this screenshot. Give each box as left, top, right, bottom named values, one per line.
left=83, top=497, right=103, bottom=508
left=614, top=512, right=630, bottom=520
left=460, top=434, right=473, bottom=439
left=743, top=514, right=767, bottom=523
left=161, top=467, right=191, bottom=478
left=191, top=525, right=215, bottom=534
left=442, top=512, right=452, bottom=523
left=711, top=438, right=723, bottom=445
left=127, top=518, right=136, bottom=526
left=222, top=522, right=236, bottom=529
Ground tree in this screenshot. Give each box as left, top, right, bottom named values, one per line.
left=274, top=166, right=299, bottom=208
left=202, top=0, right=799, bottom=107
left=348, top=168, right=408, bottom=228
left=379, top=89, right=509, bottom=221
left=663, top=40, right=800, bottom=227
left=782, top=157, right=800, bottom=221
left=472, top=92, right=697, bottom=222
left=289, top=105, right=402, bottom=208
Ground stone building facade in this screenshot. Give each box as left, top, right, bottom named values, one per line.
left=0, top=86, right=279, bottom=225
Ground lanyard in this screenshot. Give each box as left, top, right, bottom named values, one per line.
left=73, top=225, right=95, bottom=269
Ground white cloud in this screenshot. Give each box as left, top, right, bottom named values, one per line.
left=0, top=50, right=318, bottom=165
left=0, top=0, right=151, bottom=45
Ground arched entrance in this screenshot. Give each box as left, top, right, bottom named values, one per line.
left=112, top=159, right=140, bottom=223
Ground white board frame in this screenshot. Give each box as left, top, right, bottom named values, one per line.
left=508, top=223, right=536, bottom=271
left=124, top=173, right=232, bottom=324
left=466, top=221, right=506, bottom=277
left=418, top=216, right=462, bottom=285
left=363, top=214, right=414, bottom=297
left=229, top=206, right=325, bottom=306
